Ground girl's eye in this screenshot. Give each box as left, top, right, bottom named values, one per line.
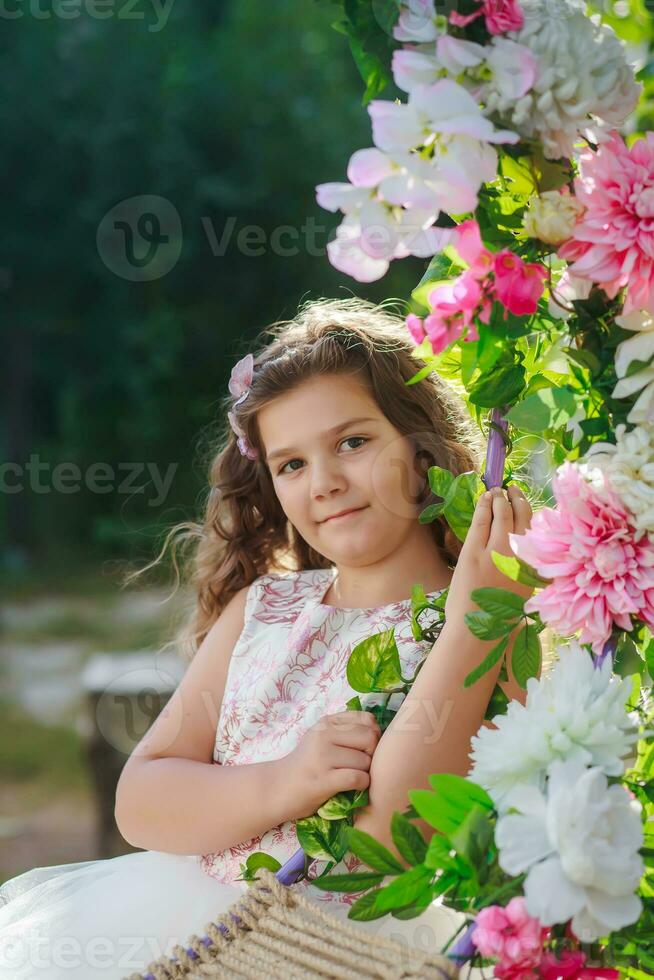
left=277, top=436, right=368, bottom=475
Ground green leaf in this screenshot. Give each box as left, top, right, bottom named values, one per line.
left=490, top=551, right=550, bottom=588
left=309, top=871, right=385, bottom=892
left=244, top=851, right=282, bottom=874
left=427, top=464, right=455, bottom=500
left=347, top=628, right=405, bottom=693
left=344, top=827, right=406, bottom=875
left=468, top=362, right=526, bottom=409
left=368, top=865, right=434, bottom=915
left=471, top=586, right=525, bottom=621
left=511, top=622, right=541, bottom=689
left=644, top=634, right=654, bottom=680
left=465, top=611, right=513, bottom=641
left=346, top=694, right=362, bottom=710
left=390, top=811, right=428, bottom=866
left=424, top=833, right=456, bottom=871
left=390, top=886, right=436, bottom=919
left=409, top=775, right=492, bottom=835
left=506, top=386, right=580, bottom=433
left=485, top=681, right=510, bottom=720
left=427, top=774, right=493, bottom=811
left=296, top=815, right=344, bottom=862
left=347, top=887, right=389, bottom=921
left=463, top=634, right=510, bottom=688
left=318, top=790, right=365, bottom=820
left=444, top=471, right=487, bottom=542
left=448, top=806, right=495, bottom=884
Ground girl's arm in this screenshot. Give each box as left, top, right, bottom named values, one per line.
left=353, top=618, right=523, bottom=854
left=353, top=486, right=534, bottom=855
left=114, top=586, right=297, bottom=855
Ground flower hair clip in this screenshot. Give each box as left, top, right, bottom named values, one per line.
left=227, top=353, right=259, bottom=460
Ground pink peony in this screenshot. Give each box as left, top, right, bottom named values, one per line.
left=558, top=130, right=654, bottom=315
left=493, top=250, right=548, bottom=316
left=509, top=461, right=654, bottom=654
left=471, top=897, right=546, bottom=980
left=450, top=0, right=523, bottom=34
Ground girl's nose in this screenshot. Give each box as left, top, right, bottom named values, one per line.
left=309, top=458, right=348, bottom=497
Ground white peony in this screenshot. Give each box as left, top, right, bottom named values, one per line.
left=468, top=641, right=639, bottom=807
left=584, top=423, right=654, bottom=538
left=495, top=758, right=644, bottom=941
left=612, top=309, right=654, bottom=425
left=523, top=189, right=585, bottom=246
left=496, top=0, right=641, bottom=160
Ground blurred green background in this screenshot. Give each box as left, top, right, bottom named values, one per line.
left=0, top=0, right=435, bottom=883
left=1, top=0, right=652, bottom=882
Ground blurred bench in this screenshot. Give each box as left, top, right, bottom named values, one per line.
left=81, top=652, right=185, bottom=857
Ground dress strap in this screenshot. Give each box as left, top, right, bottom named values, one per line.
left=286, top=568, right=336, bottom=656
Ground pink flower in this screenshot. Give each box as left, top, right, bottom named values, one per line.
left=539, top=950, right=619, bottom=980
left=558, top=130, right=654, bottom=315
left=509, top=461, right=654, bottom=654
left=493, top=250, right=548, bottom=316
left=450, top=0, right=524, bottom=35
left=471, top=897, right=546, bottom=980
left=456, top=218, right=495, bottom=278
left=405, top=220, right=545, bottom=353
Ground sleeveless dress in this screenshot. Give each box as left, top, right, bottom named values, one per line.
left=0, top=567, right=471, bottom=979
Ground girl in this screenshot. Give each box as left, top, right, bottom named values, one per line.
left=0, top=297, right=533, bottom=979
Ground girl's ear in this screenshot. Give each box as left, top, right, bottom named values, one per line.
left=413, top=449, right=434, bottom=505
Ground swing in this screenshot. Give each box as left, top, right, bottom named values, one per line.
left=124, top=862, right=461, bottom=980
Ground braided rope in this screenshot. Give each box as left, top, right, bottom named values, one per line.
left=124, top=869, right=459, bottom=980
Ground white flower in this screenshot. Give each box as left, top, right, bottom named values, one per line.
left=495, top=758, right=644, bottom=941
left=393, top=0, right=445, bottom=43
left=547, top=269, right=592, bottom=321
left=500, top=0, right=641, bottom=160
left=612, top=309, right=654, bottom=425
left=584, top=423, right=654, bottom=537
left=468, top=641, right=639, bottom=807
left=393, top=35, right=537, bottom=111
left=523, top=189, right=585, bottom=246
left=316, top=147, right=456, bottom=282
left=368, top=79, right=519, bottom=157
left=322, top=206, right=455, bottom=283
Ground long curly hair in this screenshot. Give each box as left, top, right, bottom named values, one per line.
left=126, top=296, right=486, bottom=659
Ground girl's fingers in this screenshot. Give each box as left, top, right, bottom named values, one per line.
left=465, top=490, right=494, bottom=552
left=487, top=486, right=514, bottom=554
left=506, top=484, right=533, bottom=535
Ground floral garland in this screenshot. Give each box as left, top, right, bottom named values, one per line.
left=245, top=1, right=654, bottom=974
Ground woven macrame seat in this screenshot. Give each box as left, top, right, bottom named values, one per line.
left=125, top=868, right=459, bottom=980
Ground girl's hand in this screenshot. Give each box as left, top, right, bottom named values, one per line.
left=282, top=710, right=381, bottom=820
left=444, top=485, right=534, bottom=627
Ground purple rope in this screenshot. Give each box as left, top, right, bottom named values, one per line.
left=593, top=634, right=617, bottom=670
left=142, top=409, right=507, bottom=977
left=482, top=405, right=509, bottom=491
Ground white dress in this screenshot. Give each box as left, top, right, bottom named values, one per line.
left=0, top=568, right=471, bottom=979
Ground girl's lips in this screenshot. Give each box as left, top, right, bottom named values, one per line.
left=322, top=506, right=368, bottom=524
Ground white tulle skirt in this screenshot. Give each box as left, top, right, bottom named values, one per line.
left=0, top=849, right=474, bottom=979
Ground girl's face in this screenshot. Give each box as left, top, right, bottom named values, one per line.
left=258, top=373, right=429, bottom=566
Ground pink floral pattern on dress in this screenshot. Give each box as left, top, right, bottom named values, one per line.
left=199, top=567, right=445, bottom=907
